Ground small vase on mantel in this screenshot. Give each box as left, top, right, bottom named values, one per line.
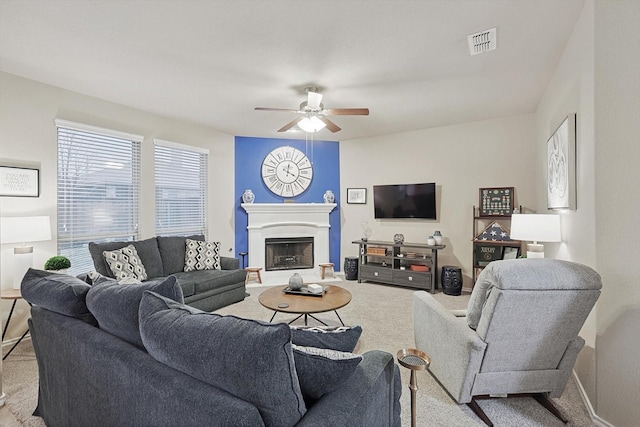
left=242, top=189, right=255, bottom=203
left=323, top=190, right=335, bottom=203
left=288, top=273, right=304, bottom=291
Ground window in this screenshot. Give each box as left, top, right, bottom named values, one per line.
left=154, top=139, right=208, bottom=237
left=56, top=119, right=142, bottom=275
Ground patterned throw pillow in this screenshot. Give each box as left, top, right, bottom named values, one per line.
left=184, top=239, right=221, bottom=272
left=290, top=325, right=363, bottom=352
left=103, top=244, right=148, bottom=282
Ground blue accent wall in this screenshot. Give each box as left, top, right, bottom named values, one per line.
left=234, top=136, right=341, bottom=270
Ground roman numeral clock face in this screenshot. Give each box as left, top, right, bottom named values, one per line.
left=261, top=146, right=313, bottom=197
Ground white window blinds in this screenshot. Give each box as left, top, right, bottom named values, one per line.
left=56, top=120, right=142, bottom=275
left=154, top=140, right=208, bottom=237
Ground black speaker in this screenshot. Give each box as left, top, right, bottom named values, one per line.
left=441, top=266, right=463, bottom=296
left=344, top=257, right=359, bottom=281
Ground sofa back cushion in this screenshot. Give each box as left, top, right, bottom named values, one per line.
left=156, top=234, right=204, bottom=276
left=86, top=276, right=183, bottom=349
left=139, top=291, right=307, bottom=427
left=21, top=268, right=97, bottom=325
left=88, top=237, right=164, bottom=279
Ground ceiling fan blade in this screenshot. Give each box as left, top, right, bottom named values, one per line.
left=255, top=107, right=300, bottom=113
left=278, top=117, right=303, bottom=132
left=320, top=117, right=341, bottom=133
left=307, top=91, right=323, bottom=109
left=325, top=108, right=370, bottom=116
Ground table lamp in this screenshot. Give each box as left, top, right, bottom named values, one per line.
left=0, top=216, right=52, bottom=289
left=510, top=214, right=561, bottom=258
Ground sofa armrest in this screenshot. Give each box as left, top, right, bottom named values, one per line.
left=296, top=350, right=401, bottom=427
left=220, top=257, right=240, bottom=270
left=413, top=291, right=487, bottom=404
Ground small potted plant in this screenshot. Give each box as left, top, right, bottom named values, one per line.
left=44, top=255, right=71, bottom=274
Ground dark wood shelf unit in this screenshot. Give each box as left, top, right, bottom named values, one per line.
left=472, top=206, right=522, bottom=285
left=352, top=240, right=445, bottom=293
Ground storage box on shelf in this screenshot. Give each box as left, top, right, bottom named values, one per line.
left=352, top=240, right=445, bottom=293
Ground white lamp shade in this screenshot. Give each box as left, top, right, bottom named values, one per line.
left=1, top=216, right=52, bottom=289
left=0, top=216, right=52, bottom=244
left=298, top=115, right=327, bottom=133
left=510, top=214, right=561, bottom=243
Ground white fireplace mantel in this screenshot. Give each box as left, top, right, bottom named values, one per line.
left=241, top=203, right=336, bottom=282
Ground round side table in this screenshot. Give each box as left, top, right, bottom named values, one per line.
left=397, top=348, right=431, bottom=427
left=2, top=288, right=32, bottom=360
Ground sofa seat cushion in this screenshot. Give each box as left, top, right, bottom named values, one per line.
left=157, top=234, right=204, bottom=276
left=86, top=276, right=183, bottom=349
left=89, top=237, right=164, bottom=279
left=139, top=291, right=307, bottom=427
left=21, top=268, right=97, bottom=325
left=171, top=269, right=247, bottom=295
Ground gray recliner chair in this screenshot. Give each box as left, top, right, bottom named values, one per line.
left=413, top=259, right=601, bottom=426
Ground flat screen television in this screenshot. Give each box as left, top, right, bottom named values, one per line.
left=373, top=183, right=436, bottom=219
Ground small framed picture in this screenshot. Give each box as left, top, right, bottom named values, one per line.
left=0, top=166, right=40, bottom=197
left=347, top=188, right=367, bottom=204
left=502, top=246, right=520, bottom=260
left=479, top=187, right=514, bottom=217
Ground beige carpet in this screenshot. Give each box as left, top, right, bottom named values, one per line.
left=2, top=279, right=595, bottom=426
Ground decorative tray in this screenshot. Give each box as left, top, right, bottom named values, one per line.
left=283, top=286, right=326, bottom=297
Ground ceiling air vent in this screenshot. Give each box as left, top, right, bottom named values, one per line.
left=467, top=27, right=497, bottom=55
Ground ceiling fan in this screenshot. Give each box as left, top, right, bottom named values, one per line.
left=255, top=87, right=369, bottom=133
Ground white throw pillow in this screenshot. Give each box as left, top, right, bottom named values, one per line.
left=184, top=239, right=221, bottom=272
left=103, top=244, right=148, bottom=282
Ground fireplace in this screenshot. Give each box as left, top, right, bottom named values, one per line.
left=265, top=237, right=314, bottom=271
left=242, top=203, right=336, bottom=281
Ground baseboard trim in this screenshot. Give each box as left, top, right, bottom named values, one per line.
left=572, top=370, right=614, bottom=427
left=1, top=334, right=31, bottom=349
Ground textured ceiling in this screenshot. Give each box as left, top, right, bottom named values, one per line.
left=0, top=0, right=585, bottom=141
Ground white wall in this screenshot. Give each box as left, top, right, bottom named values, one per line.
left=0, top=72, right=236, bottom=340
left=593, top=1, right=640, bottom=425
left=535, top=0, right=599, bottom=404
left=340, top=113, right=537, bottom=287
left=533, top=1, right=640, bottom=424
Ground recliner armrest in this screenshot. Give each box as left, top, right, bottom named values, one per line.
left=413, top=291, right=486, bottom=404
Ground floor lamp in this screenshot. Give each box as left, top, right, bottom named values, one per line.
left=0, top=216, right=52, bottom=289
left=510, top=214, right=561, bottom=258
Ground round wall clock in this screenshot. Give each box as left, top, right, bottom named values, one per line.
left=261, top=146, right=313, bottom=197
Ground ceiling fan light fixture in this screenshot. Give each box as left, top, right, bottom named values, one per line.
left=298, top=115, right=326, bottom=132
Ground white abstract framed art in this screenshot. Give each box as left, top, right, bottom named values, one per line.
left=547, top=114, right=576, bottom=210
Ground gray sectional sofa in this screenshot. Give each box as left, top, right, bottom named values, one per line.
left=88, top=234, right=246, bottom=311
left=21, top=268, right=402, bottom=427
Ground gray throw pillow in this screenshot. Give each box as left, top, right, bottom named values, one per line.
left=290, top=325, right=362, bottom=352
left=103, top=244, right=148, bottom=282
left=86, top=276, right=183, bottom=349
left=184, top=239, right=221, bottom=271
left=20, top=268, right=97, bottom=325
left=292, top=344, right=363, bottom=403
left=138, top=291, right=306, bottom=427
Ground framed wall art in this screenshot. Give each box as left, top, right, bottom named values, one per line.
left=347, top=188, right=367, bottom=204
left=547, top=113, right=576, bottom=210
left=0, top=166, right=40, bottom=197
left=479, top=187, right=514, bottom=217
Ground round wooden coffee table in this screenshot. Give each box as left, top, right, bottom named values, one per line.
left=259, top=284, right=351, bottom=326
